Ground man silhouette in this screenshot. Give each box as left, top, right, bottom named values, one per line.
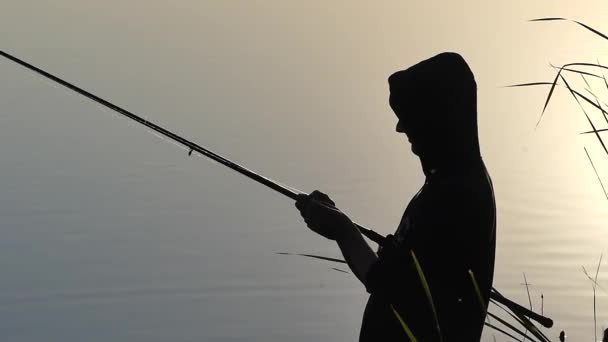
left=296, top=52, right=496, bottom=341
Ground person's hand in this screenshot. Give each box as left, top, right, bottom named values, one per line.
left=295, top=190, right=355, bottom=241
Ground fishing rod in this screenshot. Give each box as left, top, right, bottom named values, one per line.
left=0, top=50, right=552, bottom=329
left=1, top=50, right=384, bottom=242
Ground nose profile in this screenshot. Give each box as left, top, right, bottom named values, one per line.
left=396, top=121, right=406, bottom=133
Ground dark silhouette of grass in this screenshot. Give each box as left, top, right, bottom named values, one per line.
left=511, top=17, right=608, bottom=341
left=582, top=254, right=603, bottom=342
left=584, top=147, right=608, bottom=201
left=278, top=252, right=552, bottom=341
left=509, top=20, right=608, bottom=202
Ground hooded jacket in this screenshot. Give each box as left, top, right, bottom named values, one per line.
left=360, top=53, right=496, bottom=342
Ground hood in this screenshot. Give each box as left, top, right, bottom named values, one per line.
left=388, top=52, right=481, bottom=176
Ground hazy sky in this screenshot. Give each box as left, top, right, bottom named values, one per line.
left=3, top=1, right=608, bottom=341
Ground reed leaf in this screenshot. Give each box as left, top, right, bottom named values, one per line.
left=330, top=267, right=350, bottom=274
left=389, top=304, right=418, bottom=341
left=599, top=58, right=608, bottom=92
left=512, top=311, right=550, bottom=342
left=569, top=89, right=608, bottom=122
left=582, top=267, right=608, bottom=295
left=490, top=298, right=551, bottom=342
left=522, top=273, right=533, bottom=342
left=506, top=82, right=554, bottom=88
left=559, top=74, right=608, bottom=156
left=485, top=322, right=523, bottom=341
left=513, top=309, right=552, bottom=342
left=581, top=73, right=592, bottom=89
left=573, top=20, right=608, bottom=42
left=491, top=298, right=533, bottom=333
left=278, top=255, right=553, bottom=338
left=529, top=17, right=567, bottom=22
left=584, top=147, right=608, bottom=201
left=594, top=254, right=603, bottom=342
left=593, top=60, right=608, bottom=124
left=487, top=312, right=541, bottom=342
left=595, top=254, right=603, bottom=282
left=511, top=62, right=608, bottom=127
left=580, top=128, right=608, bottom=134
left=549, top=64, right=601, bottom=79
left=469, top=270, right=488, bottom=320
left=276, top=252, right=346, bottom=264
left=410, top=250, right=443, bottom=341
left=540, top=71, right=563, bottom=127
left=562, top=62, right=608, bottom=71
left=530, top=18, right=608, bottom=41
left=587, top=90, right=608, bottom=126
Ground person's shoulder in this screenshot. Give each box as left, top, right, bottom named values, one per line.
left=423, top=173, right=493, bottom=215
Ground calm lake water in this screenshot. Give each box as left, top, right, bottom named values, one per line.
left=2, top=1, right=608, bottom=341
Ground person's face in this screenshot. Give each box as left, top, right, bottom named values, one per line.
left=390, top=94, right=420, bottom=155
left=395, top=118, right=421, bottom=155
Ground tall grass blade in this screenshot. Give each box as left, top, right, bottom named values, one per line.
left=589, top=91, right=608, bottom=126
left=594, top=254, right=603, bottom=342
left=594, top=254, right=603, bottom=282
left=549, top=64, right=601, bottom=78
left=276, top=252, right=346, bottom=264
left=491, top=299, right=537, bottom=340
left=563, top=62, right=608, bottom=71
left=598, top=60, right=608, bottom=123
left=575, top=88, right=608, bottom=118
left=538, top=71, right=562, bottom=128
left=581, top=73, right=592, bottom=89
left=573, top=20, right=608, bottom=42
left=491, top=288, right=554, bottom=328
left=506, top=82, right=554, bottom=87
left=530, top=18, right=608, bottom=41
left=330, top=267, right=350, bottom=274
left=523, top=273, right=533, bottom=311
left=515, top=313, right=551, bottom=342
left=529, top=18, right=567, bottom=22
left=469, top=270, right=489, bottom=320
left=599, top=58, right=608, bottom=96
left=583, top=267, right=608, bottom=294
left=410, top=250, right=443, bottom=341
left=570, top=88, right=608, bottom=122
left=504, top=71, right=560, bottom=128
left=522, top=273, right=533, bottom=342
left=487, top=312, right=541, bottom=342
left=584, top=147, right=608, bottom=201
left=484, top=322, right=525, bottom=341
left=560, top=74, right=608, bottom=156
left=580, top=129, right=608, bottom=134
left=390, top=304, right=418, bottom=342
left=492, top=298, right=551, bottom=342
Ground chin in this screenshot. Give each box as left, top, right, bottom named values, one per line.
left=410, top=145, right=419, bottom=155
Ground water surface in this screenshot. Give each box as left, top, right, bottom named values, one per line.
left=2, top=1, right=608, bottom=341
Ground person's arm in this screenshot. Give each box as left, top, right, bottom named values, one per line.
left=295, top=190, right=377, bottom=285
left=336, top=222, right=378, bottom=285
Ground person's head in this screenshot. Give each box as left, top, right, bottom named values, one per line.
left=388, top=52, right=479, bottom=159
